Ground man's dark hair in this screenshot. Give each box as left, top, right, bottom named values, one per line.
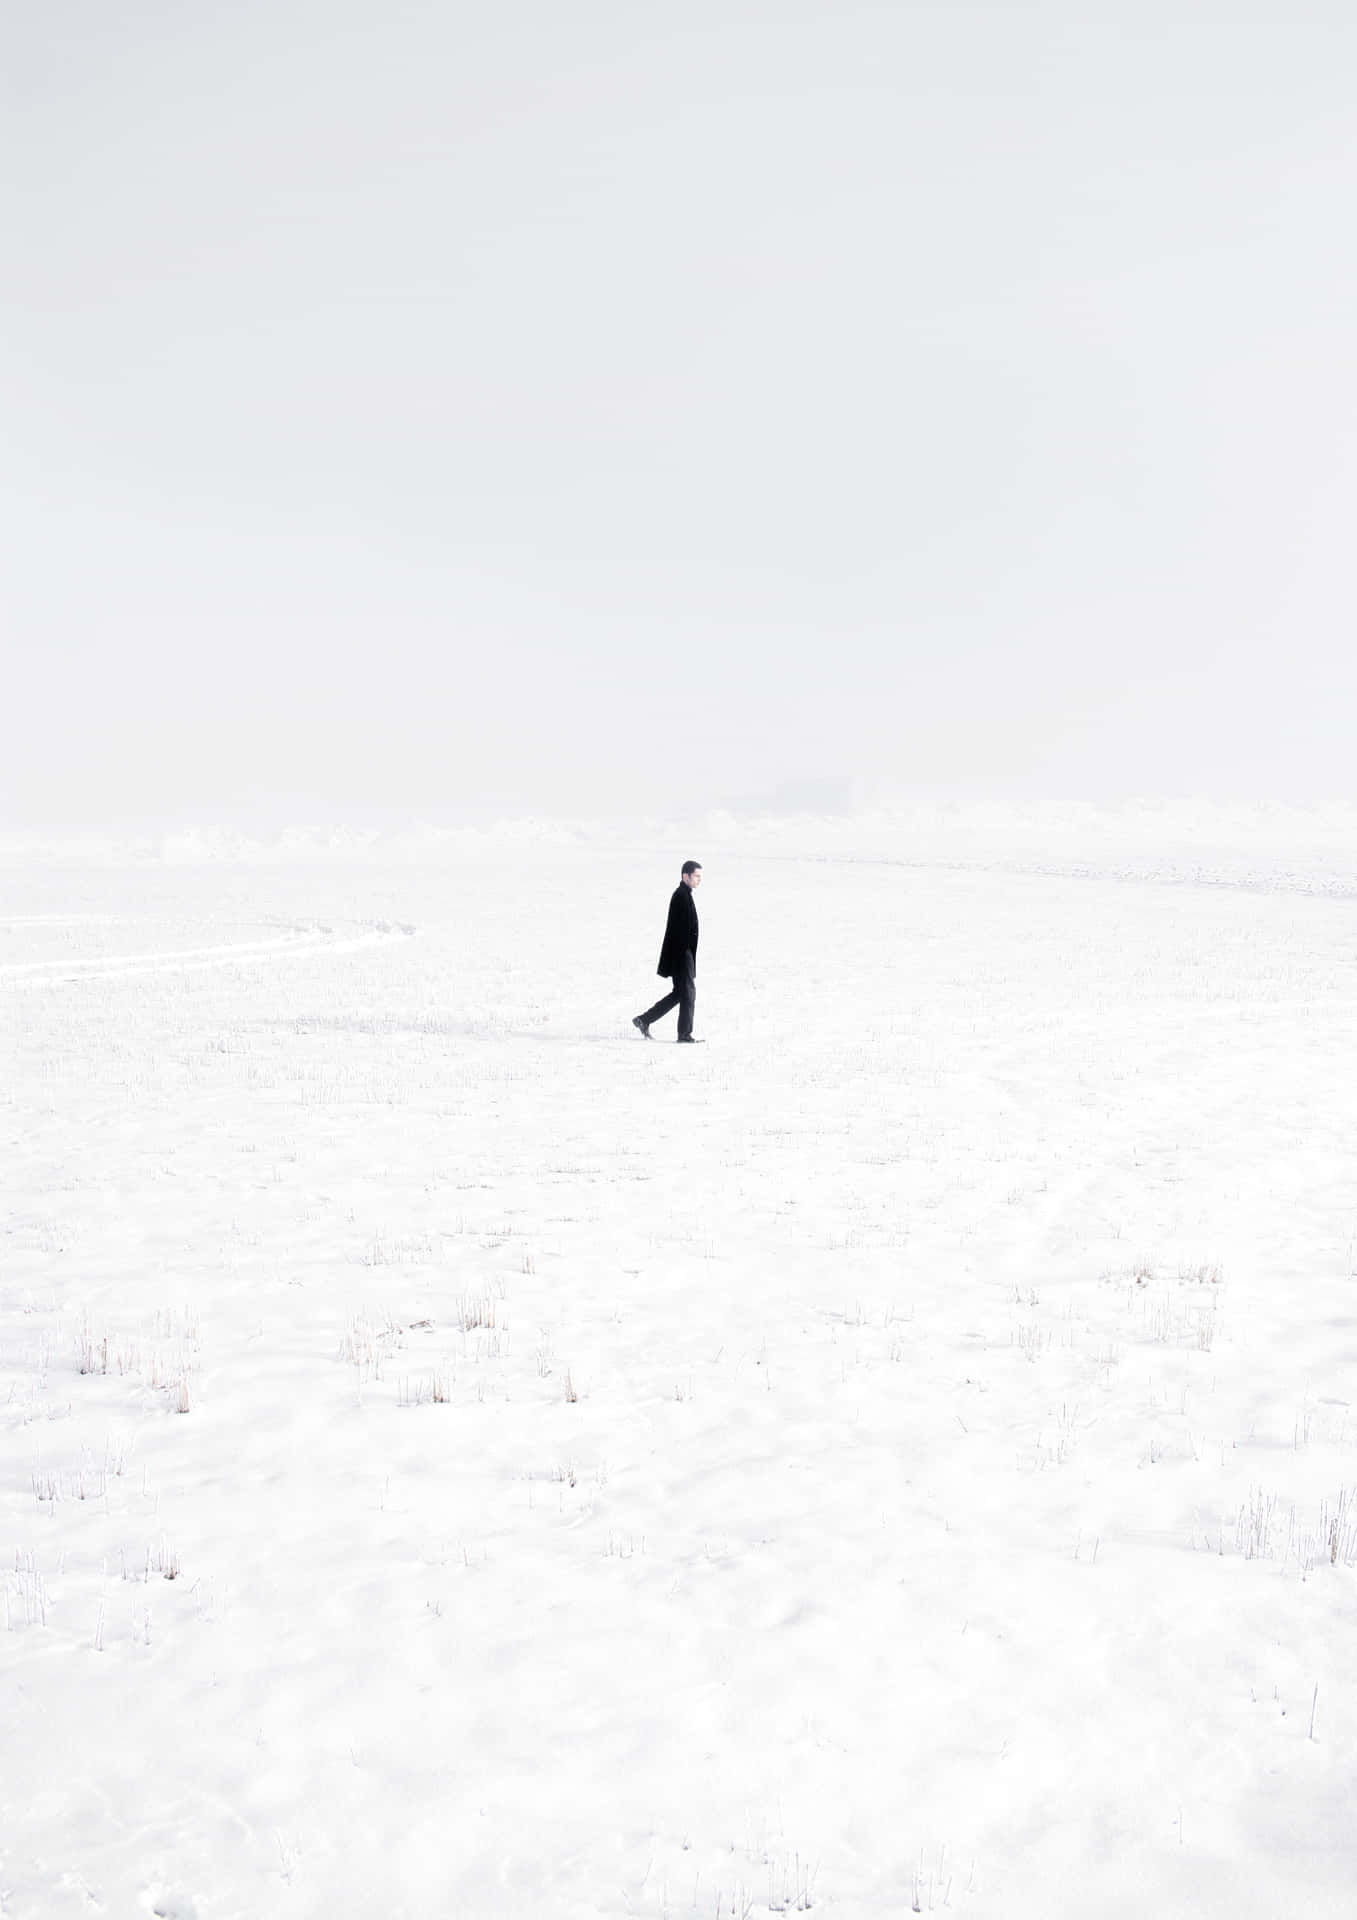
left=681, top=860, right=702, bottom=877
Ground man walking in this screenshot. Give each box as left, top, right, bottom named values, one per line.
left=633, top=861, right=702, bottom=1043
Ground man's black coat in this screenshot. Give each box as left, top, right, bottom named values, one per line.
left=657, top=882, right=699, bottom=978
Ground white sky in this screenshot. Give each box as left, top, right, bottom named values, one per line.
left=4, top=1, right=1355, bottom=824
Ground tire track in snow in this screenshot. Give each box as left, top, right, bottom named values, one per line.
left=0, top=921, right=415, bottom=983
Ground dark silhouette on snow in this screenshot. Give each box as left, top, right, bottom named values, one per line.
left=633, top=862, right=702, bottom=1043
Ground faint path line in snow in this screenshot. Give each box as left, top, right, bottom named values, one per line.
left=0, top=914, right=123, bottom=926
left=0, top=923, right=414, bottom=983
left=1, top=933, right=327, bottom=977
left=751, top=850, right=1357, bottom=902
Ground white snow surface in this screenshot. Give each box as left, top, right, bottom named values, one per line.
left=4, top=811, right=1357, bottom=1917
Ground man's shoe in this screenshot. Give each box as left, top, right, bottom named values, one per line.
left=632, top=1016, right=651, bottom=1039
left=676, top=1035, right=703, bottom=1043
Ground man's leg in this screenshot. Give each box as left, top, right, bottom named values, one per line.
left=638, top=981, right=681, bottom=1031
left=675, top=950, right=696, bottom=1041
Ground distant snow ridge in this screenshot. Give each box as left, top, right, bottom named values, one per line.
left=2, top=800, right=1356, bottom=874
left=0, top=817, right=622, bottom=868
left=683, top=801, right=1357, bottom=897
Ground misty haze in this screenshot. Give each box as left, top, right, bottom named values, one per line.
left=5, top=5, right=1357, bottom=1917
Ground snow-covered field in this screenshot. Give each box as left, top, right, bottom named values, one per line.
left=5, top=813, right=1357, bottom=1918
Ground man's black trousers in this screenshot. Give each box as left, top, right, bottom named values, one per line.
left=641, top=949, right=696, bottom=1040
